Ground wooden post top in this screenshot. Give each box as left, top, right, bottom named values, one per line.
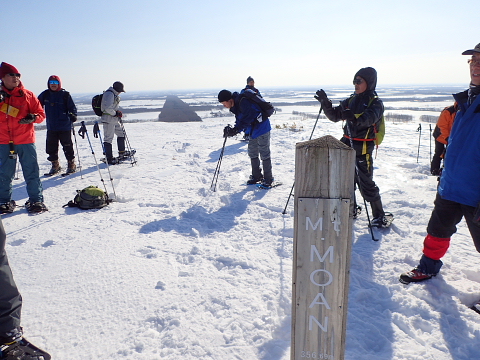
left=296, top=135, right=352, bottom=150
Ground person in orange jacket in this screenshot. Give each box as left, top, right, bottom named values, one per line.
left=430, top=103, right=456, bottom=175
left=0, top=62, right=47, bottom=213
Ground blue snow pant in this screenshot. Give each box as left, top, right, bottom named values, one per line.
left=0, top=218, right=22, bottom=338
left=0, top=143, right=44, bottom=204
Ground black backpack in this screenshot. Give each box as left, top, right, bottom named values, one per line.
left=91, top=90, right=113, bottom=116
left=64, top=186, right=110, bottom=210
left=239, top=89, right=275, bottom=121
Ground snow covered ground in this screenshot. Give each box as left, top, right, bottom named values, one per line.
left=4, top=90, right=480, bottom=359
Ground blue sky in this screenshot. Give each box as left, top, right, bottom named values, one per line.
left=4, top=0, right=478, bottom=95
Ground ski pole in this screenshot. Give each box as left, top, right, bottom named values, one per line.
left=210, top=136, right=228, bottom=192
left=282, top=105, right=323, bottom=214
left=416, top=123, right=422, bottom=163
left=344, top=117, right=377, bottom=241
left=118, top=119, right=137, bottom=166
left=14, top=158, right=20, bottom=180
left=78, top=121, right=110, bottom=197
left=93, top=121, right=117, bottom=199
left=72, top=123, right=83, bottom=179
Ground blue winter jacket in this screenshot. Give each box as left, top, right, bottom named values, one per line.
left=230, top=92, right=271, bottom=139
left=38, top=89, right=77, bottom=132
left=438, top=90, right=480, bottom=207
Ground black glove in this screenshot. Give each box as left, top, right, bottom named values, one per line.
left=93, top=122, right=100, bottom=138
left=70, top=114, right=77, bottom=123
left=19, top=113, right=36, bottom=124
left=341, top=109, right=356, bottom=122
left=223, top=125, right=239, bottom=138
left=115, top=110, right=123, bottom=118
left=0, top=90, right=8, bottom=103
left=314, top=89, right=328, bottom=103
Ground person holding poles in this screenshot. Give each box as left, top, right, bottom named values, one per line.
left=315, top=67, right=392, bottom=228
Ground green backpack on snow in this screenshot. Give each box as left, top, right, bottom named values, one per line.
left=65, top=186, right=110, bottom=210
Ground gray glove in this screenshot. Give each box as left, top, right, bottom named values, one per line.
left=19, top=114, right=36, bottom=124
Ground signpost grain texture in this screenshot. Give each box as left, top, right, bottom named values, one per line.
left=291, top=135, right=355, bottom=360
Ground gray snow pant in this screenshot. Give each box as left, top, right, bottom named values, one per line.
left=247, top=132, right=273, bottom=180
left=0, top=218, right=22, bottom=337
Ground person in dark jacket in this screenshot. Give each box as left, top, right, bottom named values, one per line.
left=218, top=89, right=274, bottom=187
left=38, top=75, right=78, bottom=175
left=243, top=76, right=262, bottom=97
left=400, top=43, right=480, bottom=288
left=315, top=67, right=392, bottom=227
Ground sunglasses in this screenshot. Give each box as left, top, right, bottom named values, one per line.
left=353, top=78, right=364, bottom=85
left=8, top=73, right=21, bottom=78
left=49, top=80, right=60, bottom=85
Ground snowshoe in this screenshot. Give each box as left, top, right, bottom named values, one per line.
left=371, top=212, right=394, bottom=228
left=25, top=201, right=48, bottom=214
left=470, top=301, right=480, bottom=315
left=246, top=175, right=263, bottom=185
left=399, top=268, right=435, bottom=285
left=257, top=179, right=282, bottom=189
left=0, top=200, right=16, bottom=214
left=0, top=338, right=51, bottom=360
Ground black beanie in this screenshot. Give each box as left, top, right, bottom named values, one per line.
left=354, top=67, right=377, bottom=91
left=113, top=81, right=125, bottom=93
left=247, top=76, right=254, bottom=83
left=218, top=90, right=232, bottom=102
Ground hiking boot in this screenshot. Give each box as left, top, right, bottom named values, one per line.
left=399, top=268, right=435, bottom=284
left=260, top=178, right=274, bottom=187
left=65, top=159, right=76, bottom=174
left=371, top=213, right=394, bottom=228
left=25, top=201, right=48, bottom=214
left=107, top=157, right=119, bottom=165
left=246, top=175, right=263, bottom=185
left=0, top=200, right=16, bottom=214
left=46, top=160, right=61, bottom=176
left=352, top=205, right=362, bottom=219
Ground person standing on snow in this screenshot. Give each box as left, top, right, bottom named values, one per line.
left=0, top=62, right=47, bottom=214
left=315, top=67, right=392, bottom=227
left=0, top=219, right=51, bottom=359
left=100, top=81, right=126, bottom=165
left=242, top=76, right=262, bottom=97
left=218, top=89, right=274, bottom=187
left=38, top=75, right=78, bottom=176
left=400, top=43, right=480, bottom=286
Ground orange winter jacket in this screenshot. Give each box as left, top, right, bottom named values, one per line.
left=0, top=82, right=45, bottom=144
left=434, top=103, right=457, bottom=145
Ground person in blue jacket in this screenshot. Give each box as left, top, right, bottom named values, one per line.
left=400, top=42, right=480, bottom=285
left=218, top=89, right=274, bottom=187
left=38, top=75, right=77, bottom=175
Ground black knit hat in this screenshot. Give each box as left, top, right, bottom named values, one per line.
left=354, top=67, right=377, bottom=91
left=113, top=81, right=125, bottom=93
left=247, top=76, right=254, bottom=83
left=218, top=89, right=232, bottom=102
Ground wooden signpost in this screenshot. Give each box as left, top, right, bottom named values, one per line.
left=291, top=135, right=356, bottom=360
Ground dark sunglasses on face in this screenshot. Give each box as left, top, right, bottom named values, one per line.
left=49, top=80, right=60, bottom=85
left=353, top=78, right=363, bottom=85
left=8, top=73, right=21, bottom=78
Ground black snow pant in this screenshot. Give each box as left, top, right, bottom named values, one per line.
left=0, top=218, right=22, bottom=338
left=46, top=130, right=75, bottom=162
left=419, top=193, right=480, bottom=274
